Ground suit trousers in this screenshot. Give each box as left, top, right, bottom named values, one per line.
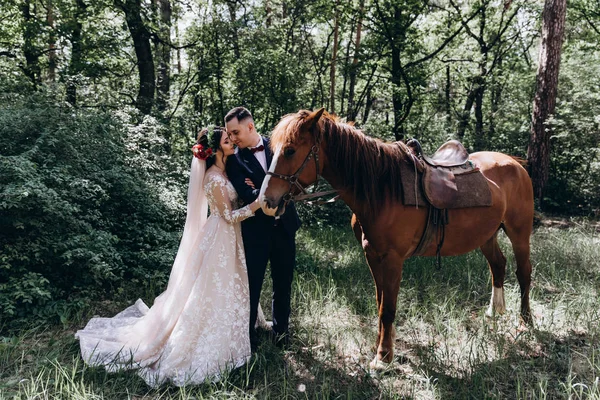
left=243, top=222, right=296, bottom=346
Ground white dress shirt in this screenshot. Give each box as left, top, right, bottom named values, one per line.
left=251, top=137, right=268, bottom=172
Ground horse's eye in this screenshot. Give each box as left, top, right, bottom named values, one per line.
left=284, top=147, right=296, bottom=157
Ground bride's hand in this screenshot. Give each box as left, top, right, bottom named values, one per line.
left=250, top=199, right=261, bottom=213
left=245, top=178, right=255, bottom=189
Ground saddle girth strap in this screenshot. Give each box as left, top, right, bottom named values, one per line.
left=412, top=207, right=448, bottom=269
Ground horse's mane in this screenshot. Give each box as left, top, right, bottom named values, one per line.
left=271, top=111, right=411, bottom=213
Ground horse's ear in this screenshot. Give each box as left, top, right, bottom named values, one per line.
left=305, top=108, right=326, bottom=132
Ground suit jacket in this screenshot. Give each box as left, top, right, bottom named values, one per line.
left=226, top=136, right=301, bottom=238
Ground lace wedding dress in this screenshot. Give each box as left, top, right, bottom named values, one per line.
left=76, top=162, right=262, bottom=387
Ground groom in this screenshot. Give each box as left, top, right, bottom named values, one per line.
left=225, top=107, right=301, bottom=351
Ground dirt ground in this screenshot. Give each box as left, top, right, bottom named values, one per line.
left=535, top=213, right=600, bottom=231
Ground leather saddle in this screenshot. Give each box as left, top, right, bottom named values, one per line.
left=422, top=140, right=469, bottom=167
left=401, top=139, right=491, bottom=267
left=406, top=139, right=475, bottom=210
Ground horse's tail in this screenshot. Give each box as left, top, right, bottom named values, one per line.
left=511, top=156, right=530, bottom=174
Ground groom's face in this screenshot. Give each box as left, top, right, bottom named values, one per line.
left=226, top=117, right=256, bottom=149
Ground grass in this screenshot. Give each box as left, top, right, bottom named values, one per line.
left=1, top=222, right=599, bottom=399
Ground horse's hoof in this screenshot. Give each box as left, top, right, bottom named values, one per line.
left=369, top=357, right=390, bottom=372
left=485, top=306, right=493, bottom=318
left=520, top=310, right=534, bottom=326
left=485, top=306, right=506, bottom=318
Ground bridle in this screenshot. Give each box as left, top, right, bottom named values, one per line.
left=266, top=137, right=337, bottom=204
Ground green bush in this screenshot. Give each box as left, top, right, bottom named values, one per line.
left=542, top=42, right=600, bottom=215
left=0, top=93, right=184, bottom=327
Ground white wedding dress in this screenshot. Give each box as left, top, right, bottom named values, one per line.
left=76, top=160, right=261, bottom=387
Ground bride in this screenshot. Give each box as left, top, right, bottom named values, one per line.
left=76, top=126, right=264, bottom=387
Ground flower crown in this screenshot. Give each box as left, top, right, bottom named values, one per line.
left=192, top=143, right=213, bottom=160
left=192, top=126, right=223, bottom=160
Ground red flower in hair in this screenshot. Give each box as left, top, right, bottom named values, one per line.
left=192, top=144, right=213, bottom=160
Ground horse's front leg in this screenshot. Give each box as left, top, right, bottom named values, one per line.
left=365, top=246, right=404, bottom=368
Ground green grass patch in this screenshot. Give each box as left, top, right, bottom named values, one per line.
left=1, top=223, right=599, bottom=399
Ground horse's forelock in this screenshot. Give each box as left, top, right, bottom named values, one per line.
left=270, top=110, right=326, bottom=149
left=270, top=114, right=295, bottom=150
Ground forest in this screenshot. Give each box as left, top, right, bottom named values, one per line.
left=1, top=0, right=600, bottom=398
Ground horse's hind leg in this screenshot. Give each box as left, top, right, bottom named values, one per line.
left=503, top=221, right=533, bottom=324
left=481, top=231, right=507, bottom=317
left=365, top=249, right=403, bottom=368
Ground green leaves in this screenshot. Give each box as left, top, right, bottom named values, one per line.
left=0, top=95, right=181, bottom=326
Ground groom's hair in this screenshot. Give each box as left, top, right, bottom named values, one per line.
left=225, top=107, right=253, bottom=123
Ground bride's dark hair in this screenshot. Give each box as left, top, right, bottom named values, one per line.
left=196, top=126, right=226, bottom=169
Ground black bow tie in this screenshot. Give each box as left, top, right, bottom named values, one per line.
left=250, top=144, right=265, bottom=154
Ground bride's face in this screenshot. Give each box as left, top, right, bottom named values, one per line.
left=220, top=132, right=235, bottom=157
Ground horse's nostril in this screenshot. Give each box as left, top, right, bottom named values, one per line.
left=267, top=198, right=278, bottom=209
left=276, top=199, right=286, bottom=216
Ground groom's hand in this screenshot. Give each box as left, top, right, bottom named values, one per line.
left=245, top=178, right=255, bottom=189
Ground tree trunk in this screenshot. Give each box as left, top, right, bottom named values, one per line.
left=329, top=0, right=339, bottom=114
left=362, top=86, right=373, bottom=125
left=117, top=0, right=156, bottom=114
left=528, top=0, right=567, bottom=204
left=175, top=16, right=182, bottom=73
left=226, top=0, right=240, bottom=59
left=473, top=83, right=485, bottom=150
left=214, top=26, right=225, bottom=121
left=47, top=0, right=57, bottom=82
left=445, top=64, right=452, bottom=130
left=21, top=0, right=41, bottom=86
left=347, top=0, right=364, bottom=121
left=389, top=6, right=412, bottom=141
left=391, top=42, right=404, bottom=140
left=67, top=0, right=86, bottom=105
left=489, top=57, right=503, bottom=142
left=456, top=83, right=477, bottom=141
left=265, top=0, right=272, bottom=27
left=473, top=58, right=487, bottom=150
left=340, top=24, right=355, bottom=117
left=352, top=63, right=376, bottom=122
left=444, top=16, right=452, bottom=131
left=193, top=56, right=205, bottom=114
left=155, top=0, right=171, bottom=112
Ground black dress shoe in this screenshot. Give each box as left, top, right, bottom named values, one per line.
left=250, top=329, right=259, bottom=353
left=269, top=330, right=290, bottom=349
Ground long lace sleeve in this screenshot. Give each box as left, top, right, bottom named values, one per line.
left=207, top=177, right=255, bottom=224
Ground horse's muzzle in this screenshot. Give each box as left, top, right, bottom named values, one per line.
left=275, top=199, right=286, bottom=217
left=260, top=195, right=280, bottom=217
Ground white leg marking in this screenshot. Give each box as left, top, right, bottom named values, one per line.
left=486, top=286, right=506, bottom=317
left=369, top=356, right=390, bottom=371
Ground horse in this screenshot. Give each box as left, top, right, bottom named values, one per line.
left=258, top=108, right=534, bottom=369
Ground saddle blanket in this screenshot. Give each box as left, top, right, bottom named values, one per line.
left=400, top=159, right=493, bottom=209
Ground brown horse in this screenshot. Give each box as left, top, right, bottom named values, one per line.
left=259, top=108, right=534, bottom=368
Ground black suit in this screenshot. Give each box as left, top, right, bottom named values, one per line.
left=226, top=136, right=301, bottom=347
